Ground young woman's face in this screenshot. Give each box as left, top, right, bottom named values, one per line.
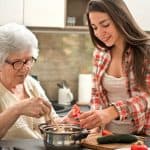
left=89, top=11, right=122, bottom=47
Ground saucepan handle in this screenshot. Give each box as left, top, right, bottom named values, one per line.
left=72, top=129, right=89, bottom=141
left=38, top=123, right=48, bottom=134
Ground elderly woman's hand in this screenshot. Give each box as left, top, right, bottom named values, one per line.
left=16, top=97, right=51, bottom=118
left=79, top=106, right=119, bottom=129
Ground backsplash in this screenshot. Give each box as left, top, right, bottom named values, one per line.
left=31, top=30, right=94, bottom=102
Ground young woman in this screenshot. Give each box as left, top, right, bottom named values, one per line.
left=79, top=0, right=150, bottom=135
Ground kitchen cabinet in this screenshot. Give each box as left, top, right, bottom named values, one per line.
left=66, top=0, right=150, bottom=30
left=124, top=0, right=150, bottom=31
left=62, top=0, right=150, bottom=30
left=24, top=0, right=66, bottom=28
left=24, top=0, right=89, bottom=28
left=0, top=0, right=89, bottom=28
left=0, top=0, right=23, bottom=25
left=66, top=0, right=89, bottom=27
left=0, top=0, right=149, bottom=30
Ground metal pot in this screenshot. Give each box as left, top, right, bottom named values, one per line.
left=39, top=123, right=89, bottom=150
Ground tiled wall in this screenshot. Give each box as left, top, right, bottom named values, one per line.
left=31, top=30, right=94, bottom=102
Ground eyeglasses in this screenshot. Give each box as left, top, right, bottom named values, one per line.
left=5, top=57, right=36, bottom=70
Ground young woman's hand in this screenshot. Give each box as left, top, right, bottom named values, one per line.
left=61, top=104, right=81, bottom=125
left=15, top=97, right=51, bottom=118
left=79, top=106, right=118, bottom=129
left=79, top=110, right=105, bottom=129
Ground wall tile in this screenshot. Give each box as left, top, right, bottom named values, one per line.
left=31, top=31, right=94, bottom=102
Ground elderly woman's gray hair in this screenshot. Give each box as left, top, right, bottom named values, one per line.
left=0, top=23, right=39, bottom=64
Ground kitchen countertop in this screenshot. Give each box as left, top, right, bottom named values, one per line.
left=0, top=139, right=92, bottom=150
left=1, top=136, right=149, bottom=150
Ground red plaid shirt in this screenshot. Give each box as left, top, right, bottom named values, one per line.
left=91, top=48, right=150, bottom=135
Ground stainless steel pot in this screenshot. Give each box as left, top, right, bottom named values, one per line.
left=39, top=123, right=89, bottom=150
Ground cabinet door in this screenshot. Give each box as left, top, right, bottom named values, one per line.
left=24, top=0, right=66, bottom=27
left=0, top=0, right=23, bottom=25
left=124, top=0, right=150, bottom=31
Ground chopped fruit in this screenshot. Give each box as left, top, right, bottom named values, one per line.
left=72, top=104, right=81, bottom=118
left=102, top=129, right=113, bottom=136
left=131, top=141, right=148, bottom=150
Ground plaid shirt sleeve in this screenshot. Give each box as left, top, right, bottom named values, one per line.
left=112, top=66, right=150, bottom=133
left=91, top=49, right=110, bottom=108
left=91, top=49, right=101, bottom=105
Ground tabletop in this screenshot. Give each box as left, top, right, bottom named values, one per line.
left=0, top=139, right=44, bottom=150
left=0, top=137, right=149, bottom=150
left=0, top=139, right=92, bottom=150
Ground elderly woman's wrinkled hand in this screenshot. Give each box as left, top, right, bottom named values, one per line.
left=16, top=97, right=51, bottom=118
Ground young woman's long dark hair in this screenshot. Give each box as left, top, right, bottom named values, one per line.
left=87, top=0, right=150, bottom=92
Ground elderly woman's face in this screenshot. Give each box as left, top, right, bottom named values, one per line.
left=2, top=50, right=35, bottom=85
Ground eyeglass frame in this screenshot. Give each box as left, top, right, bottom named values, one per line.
left=5, top=57, right=36, bottom=70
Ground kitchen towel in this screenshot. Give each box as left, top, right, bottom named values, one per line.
left=78, top=74, right=92, bottom=105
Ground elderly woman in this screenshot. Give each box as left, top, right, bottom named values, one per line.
left=0, top=23, right=60, bottom=139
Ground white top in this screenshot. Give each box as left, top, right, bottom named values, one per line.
left=0, top=75, right=58, bottom=139
left=102, top=73, right=135, bottom=134
left=103, top=73, right=129, bottom=102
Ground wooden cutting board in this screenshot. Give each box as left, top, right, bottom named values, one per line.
left=81, top=134, right=132, bottom=150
